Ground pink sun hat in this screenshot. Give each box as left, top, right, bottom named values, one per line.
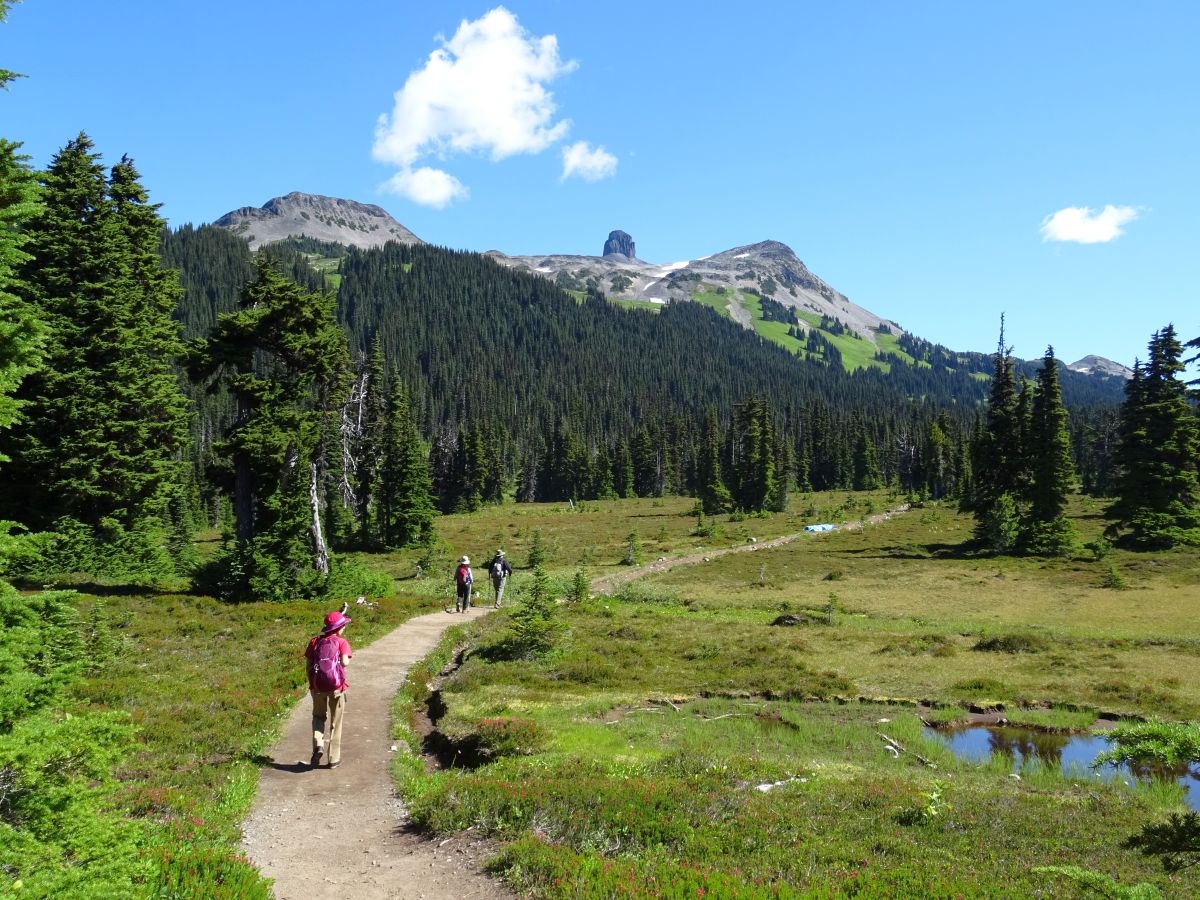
left=321, top=611, right=352, bottom=635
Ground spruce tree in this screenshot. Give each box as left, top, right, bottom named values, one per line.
left=189, top=257, right=350, bottom=599
left=1, top=136, right=189, bottom=576
left=853, top=429, right=883, bottom=491
left=0, top=138, right=43, bottom=459
left=613, top=437, right=634, bottom=498
left=729, top=398, right=777, bottom=512
left=1022, top=347, right=1078, bottom=555
left=1107, top=325, right=1200, bottom=548
left=696, top=408, right=732, bottom=514
left=970, top=318, right=1027, bottom=550
left=353, top=336, right=387, bottom=546
left=376, top=381, right=436, bottom=548
left=0, top=1, right=22, bottom=91
left=766, top=428, right=791, bottom=512
left=924, top=413, right=954, bottom=500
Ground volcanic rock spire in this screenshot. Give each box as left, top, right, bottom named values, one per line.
left=602, top=230, right=636, bottom=260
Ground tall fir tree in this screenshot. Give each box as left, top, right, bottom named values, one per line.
left=1022, top=347, right=1078, bottom=555
left=376, top=380, right=436, bottom=549
left=0, top=0, right=22, bottom=91
left=188, top=257, right=350, bottom=599
left=1, top=136, right=189, bottom=576
left=1107, top=325, right=1200, bottom=548
left=696, top=408, right=732, bottom=514
left=352, top=336, right=387, bottom=546
left=924, top=412, right=955, bottom=500
left=728, top=398, right=777, bottom=512
left=970, top=318, right=1027, bottom=550
left=853, top=428, right=883, bottom=491
left=0, top=138, right=43, bottom=459
left=613, top=437, right=634, bottom=499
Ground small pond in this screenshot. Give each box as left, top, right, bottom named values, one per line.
left=924, top=724, right=1200, bottom=811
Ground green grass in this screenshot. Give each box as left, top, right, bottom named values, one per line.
left=874, top=329, right=916, bottom=365
left=610, top=297, right=662, bottom=314
left=679, top=288, right=927, bottom=376
left=389, top=494, right=1200, bottom=897
left=794, top=311, right=886, bottom=371
left=691, top=285, right=736, bottom=319
left=688, top=287, right=890, bottom=373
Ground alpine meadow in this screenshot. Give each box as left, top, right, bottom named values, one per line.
left=2, top=2, right=1200, bottom=898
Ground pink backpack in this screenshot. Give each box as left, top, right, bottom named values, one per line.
left=311, top=635, right=342, bottom=692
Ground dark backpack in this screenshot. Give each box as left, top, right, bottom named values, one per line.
left=311, top=635, right=342, bottom=692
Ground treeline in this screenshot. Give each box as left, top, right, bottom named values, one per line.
left=163, top=234, right=1132, bottom=517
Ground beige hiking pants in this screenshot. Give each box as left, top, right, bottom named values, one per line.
left=311, top=690, right=346, bottom=764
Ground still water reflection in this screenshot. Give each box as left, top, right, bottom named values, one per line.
left=925, top=724, right=1200, bottom=811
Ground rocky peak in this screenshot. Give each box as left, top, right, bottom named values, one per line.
left=603, top=230, right=636, bottom=260
left=1068, top=355, right=1133, bottom=379
left=213, top=192, right=423, bottom=251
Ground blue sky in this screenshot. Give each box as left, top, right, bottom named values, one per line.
left=3, top=1, right=1197, bottom=366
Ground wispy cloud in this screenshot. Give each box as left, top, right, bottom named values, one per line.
left=1040, top=205, right=1140, bottom=244
left=374, top=7, right=612, bottom=206
left=561, top=141, right=618, bottom=182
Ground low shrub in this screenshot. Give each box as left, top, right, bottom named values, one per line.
left=950, top=676, right=1011, bottom=696
left=972, top=632, right=1052, bottom=653
left=612, top=581, right=679, bottom=605
left=474, top=717, right=547, bottom=759
left=1093, top=720, right=1200, bottom=768
left=877, top=634, right=957, bottom=657
left=151, top=844, right=270, bottom=899
left=1103, top=563, right=1130, bottom=590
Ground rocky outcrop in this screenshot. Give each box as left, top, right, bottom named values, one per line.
left=602, top=230, right=636, bottom=260
left=1067, top=355, right=1133, bottom=379
left=213, top=192, right=423, bottom=251
left=496, top=232, right=893, bottom=343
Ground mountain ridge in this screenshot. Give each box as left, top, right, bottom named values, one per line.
left=493, top=232, right=897, bottom=347
left=213, top=192, right=423, bottom=251
left=210, top=194, right=1126, bottom=373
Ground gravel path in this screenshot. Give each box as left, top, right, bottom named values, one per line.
left=593, top=504, right=909, bottom=595
left=241, top=605, right=510, bottom=900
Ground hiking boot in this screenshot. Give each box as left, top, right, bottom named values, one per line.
left=328, top=760, right=341, bottom=769
left=310, top=749, right=322, bottom=767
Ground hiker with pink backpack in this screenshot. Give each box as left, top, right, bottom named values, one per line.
left=305, top=609, right=353, bottom=768
left=454, top=555, right=473, bottom=612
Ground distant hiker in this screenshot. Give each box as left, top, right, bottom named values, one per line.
left=455, top=556, right=473, bottom=612
left=488, top=549, right=513, bottom=608
left=305, top=610, right=352, bottom=769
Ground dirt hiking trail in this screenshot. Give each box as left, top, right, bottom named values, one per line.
left=242, top=605, right=509, bottom=899
left=593, top=504, right=909, bottom=594
left=243, top=505, right=909, bottom=897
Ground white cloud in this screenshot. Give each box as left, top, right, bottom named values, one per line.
left=561, top=141, right=618, bottom=182
left=382, top=166, right=468, bottom=209
left=1040, top=205, right=1139, bottom=244
left=374, top=6, right=592, bottom=206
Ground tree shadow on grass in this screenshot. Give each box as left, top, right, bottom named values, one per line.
left=8, top=576, right=157, bottom=596
left=839, top=542, right=974, bottom=560
left=1124, top=812, right=1200, bottom=872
